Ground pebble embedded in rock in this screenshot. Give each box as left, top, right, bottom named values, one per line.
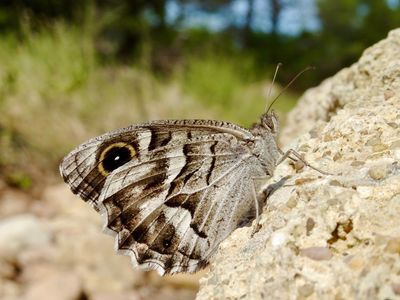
left=286, top=197, right=297, bottom=209
left=329, top=179, right=343, bottom=186
left=298, top=284, right=314, bottom=298
left=295, top=177, right=315, bottom=185
left=346, top=255, right=365, bottom=270
left=390, top=140, right=400, bottom=149
left=385, top=238, right=400, bottom=254
left=368, top=164, right=388, bottom=180
left=366, top=136, right=382, bottom=146
left=306, top=218, right=315, bottom=235
left=333, top=152, right=342, bottom=161
left=300, top=247, right=333, bottom=261
left=350, top=160, right=365, bottom=167
left=372, top=143, right=388, bottom=152
left=384, top=89, right=395, bottom=100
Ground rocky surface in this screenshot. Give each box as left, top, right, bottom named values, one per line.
left=0, top=185, right=202, bottom=300
left=197, top=29, right=400, bottom=299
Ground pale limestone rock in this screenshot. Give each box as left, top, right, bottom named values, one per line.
left=23, top=271, right=82, bottom=300
left=197, top=29, right=400, bottom=300
left=0, top=215, right=51, bottom=260
left=0, top=184, right=200, bottom=300
left=0, top=189, right=31, bottom=219
left=91, top=292, right=140, bottom=300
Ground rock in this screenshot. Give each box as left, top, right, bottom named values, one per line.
left=29, top=184, right=199, bottom=299
left=0, top=215, right=51, bottom=260
left=300, top=247, right=333, bottom=261
left=305, top=218, right=315, bottom=235
left=197, top=29, right=400, bottom=299
left=0, top=189, right=32, bottom=219
left=91, top=291, right=140, bottom=300
left=368, top=164, right=388, bottom=180
left=0, top=184, right=201, bottom=300
left=298, top=283, right=314, bottom=298
left=23, top=271, right=82, bottom=300
left=345, top=255, right=365, bottom=271
left=0, top=279, right=20, bottom=299
left=43, top=185, right=144, bottom=294
left=385, top=238, right=400, bottom=254
left=392, top=283, right=400, bottom=295
left=162, top=271, right=205, bottom=289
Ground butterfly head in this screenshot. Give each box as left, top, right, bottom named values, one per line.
left=261, top=111, right=279, bottom=134
left=251, top=111, right=279, bottom=137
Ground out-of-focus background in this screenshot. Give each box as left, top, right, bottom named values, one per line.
left=0, top=1, right=399, bottom=300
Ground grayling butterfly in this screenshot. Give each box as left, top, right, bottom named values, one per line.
left=59, top=69, right=322, bottom=275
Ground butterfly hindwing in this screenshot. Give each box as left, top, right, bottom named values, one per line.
left=60, top=119, right=270, bottom=274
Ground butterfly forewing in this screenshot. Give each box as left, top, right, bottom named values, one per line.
left=60, top=119, right=271, bottom=275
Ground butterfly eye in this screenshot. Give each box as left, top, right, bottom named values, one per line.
left=98, top=143, right=136, bottom=175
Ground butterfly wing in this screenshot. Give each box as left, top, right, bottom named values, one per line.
left=60, top=120, right=268, bottom=275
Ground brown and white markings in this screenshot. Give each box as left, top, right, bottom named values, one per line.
left=60, top=114, right=283, bottom=275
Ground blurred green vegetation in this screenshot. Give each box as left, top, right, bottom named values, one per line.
left=0, top=23, right=294, bottom=189
left=1, top=1, right=399, bottom=87
left=0, top=0, right=399, bottom=189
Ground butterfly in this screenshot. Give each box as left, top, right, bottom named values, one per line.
left=59, top=111, right=314, bottom=275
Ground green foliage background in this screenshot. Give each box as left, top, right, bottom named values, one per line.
left=0, top=0, right=398, bottom=189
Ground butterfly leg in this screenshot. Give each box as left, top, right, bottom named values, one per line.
left=277, top=149, right=331, bottom=175
left=249, top=176, right=272, bottom=237
left=250, top=181, right=262, bottom=237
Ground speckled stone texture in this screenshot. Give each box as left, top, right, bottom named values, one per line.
left=197, top=29, right=400, bottom=300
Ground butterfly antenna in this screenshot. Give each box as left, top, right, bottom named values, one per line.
left=266, top=65, right=315, bottom=114
left=264, top=63, right=282, bottom=113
